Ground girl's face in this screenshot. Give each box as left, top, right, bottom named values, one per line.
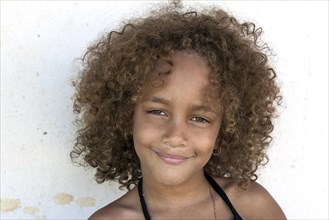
left=133, top=51, right=222, bottom=186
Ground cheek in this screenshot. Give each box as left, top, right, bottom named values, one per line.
left=190, top=133, right=216, bottom=154
left=189, top=125, right=220, bottom=154
left=132, top=111, right=161, bottom=149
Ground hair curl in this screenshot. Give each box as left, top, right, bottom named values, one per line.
left=71, top=3, right=281, bottom=190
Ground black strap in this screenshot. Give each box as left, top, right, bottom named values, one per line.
left=138, top=178, right=151, bottom=220
left=138, top=174, right=243, bottom=220
left=204, top=172, right=243, bottom=220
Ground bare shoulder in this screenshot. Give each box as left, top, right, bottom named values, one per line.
left=215, top=177, right=286, bottom=219
left=88, top=188, right=144, bottom=220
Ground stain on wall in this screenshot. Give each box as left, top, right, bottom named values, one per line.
left=0, top=198, right=21, bottom=212
left=76, top=197, right=96, bottom=207
left=52, top=193, right=74, bottom=205
left=23, top=206, right=39, bottom=215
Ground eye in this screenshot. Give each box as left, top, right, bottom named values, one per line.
left=147, top=109, right=167, bottom=116
left=191, top=116, right=210, bottom=123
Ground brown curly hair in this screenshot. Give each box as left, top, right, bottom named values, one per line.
left=71, top=3, right=281, bottom=190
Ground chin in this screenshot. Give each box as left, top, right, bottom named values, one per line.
left=157, top=172, right=186, bottom=185
left=147, top=165, right=204, bottom=187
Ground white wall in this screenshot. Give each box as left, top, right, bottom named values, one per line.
left=1, top=1, right=328, bottom=219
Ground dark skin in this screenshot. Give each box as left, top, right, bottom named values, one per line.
left=89, top=176, right=286, bottom=219
left=89, top=52, right=286, bottom=220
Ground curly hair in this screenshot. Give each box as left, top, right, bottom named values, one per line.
left=71, top=3, right=281, bottom=190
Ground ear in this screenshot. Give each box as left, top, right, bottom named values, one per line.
left=124, top=126, right=133, bottom=140
left=212, top=147, right=220, bottom=156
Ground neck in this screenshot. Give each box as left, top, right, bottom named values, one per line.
left=141, top=171, right=210, bottom=209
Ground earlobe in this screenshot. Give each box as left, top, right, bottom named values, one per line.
left=212, top=136, right=221, bottom=156
left=212, top=147, right=220, bottom=156
left=124, top=131, right=133, bottom=140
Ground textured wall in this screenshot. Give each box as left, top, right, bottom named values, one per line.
left=1, top=1, right=328, bottom=219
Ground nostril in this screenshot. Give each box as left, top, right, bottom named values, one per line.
left=162, top=135, right=188, bottom=148
left=162, top=120, right=188, bottom=147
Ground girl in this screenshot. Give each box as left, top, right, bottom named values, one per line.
left=71, top=2, right=286, bottom=219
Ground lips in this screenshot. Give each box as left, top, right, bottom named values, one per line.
left=155, top=151, right=190, bottom=165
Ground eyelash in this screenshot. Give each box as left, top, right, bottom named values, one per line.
left=147, top=109, right=167, bottom=116
left=146, top=110, right=210, bottom=123
left=191, top=117, right=210, bottom=123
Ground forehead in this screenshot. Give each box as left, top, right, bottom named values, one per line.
left=148, top=51, right=210, bottom=85
left=139, top=51, right=221, bottom=111
left=144, top=51, right=209, bottom=88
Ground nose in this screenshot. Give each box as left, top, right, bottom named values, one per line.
left=162, top=119, right=188, bottom=148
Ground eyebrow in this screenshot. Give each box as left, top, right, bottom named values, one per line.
left=191, top=104, right=214, bottom=113
left=144, top=96, right=170, bottom=105
left=143, top=96, right=215, bottom=113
